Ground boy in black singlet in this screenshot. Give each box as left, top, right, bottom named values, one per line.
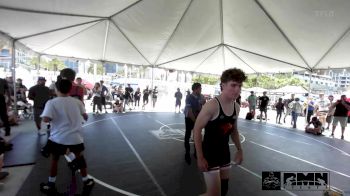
left=194, top=68, right=247, bottom=196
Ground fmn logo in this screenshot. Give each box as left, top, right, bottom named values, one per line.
left=282, top=172, right=329, bottom=191
left=262, top=172, right=281, bottom=190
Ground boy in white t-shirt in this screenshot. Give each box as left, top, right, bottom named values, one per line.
left=39, top=79, right=94, bottom=194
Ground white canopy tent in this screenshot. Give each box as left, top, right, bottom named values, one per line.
left=272, top=85, right=308, bottom=94
left=1, top=0, right=350, bottom=75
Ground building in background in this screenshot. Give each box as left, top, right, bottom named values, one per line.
left=293, top=71, right=337, bottom=94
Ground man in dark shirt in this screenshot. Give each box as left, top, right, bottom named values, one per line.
left=125, top=84, right=133, bottom=111
left=152, top=86, right=158, bottom=108
left=28, top=77, right=51, bottom=135
left=174, top=88, right=183, bottom=113
left=184, top=83, right=202, bottom=164
left=142, top=86, right=150, bottom=110
left=330, top=95, right=350, bottom=139
left=0, top=78, right=11, bottom=136
left=259, top=91, right=270, bottom=122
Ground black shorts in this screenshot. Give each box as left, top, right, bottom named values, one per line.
left=175, top=99, right=181, bottom=106
left=203, top=144, right=230, bottom=170
left=45, top=140, right=84, bottom=159
left=101, top=97, right=106, bottom=105
left=260, top=106, right=267, bottom=112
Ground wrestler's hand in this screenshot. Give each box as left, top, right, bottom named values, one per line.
left=233, top=150, right=243, bottom=165
left=197, top=157, right=208, bottom=172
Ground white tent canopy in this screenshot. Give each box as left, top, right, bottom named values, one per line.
left=1, top=0, right=350, bottom=74
left=271, top=85, right=308, bottom=94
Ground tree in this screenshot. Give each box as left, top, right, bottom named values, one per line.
left=29, top=57, right=41, bottom=69
left=243, top=73, right=307, bottom=89
left=192, top=75, right=219, bottom=85
left=87, top=63, right=104, bottom=75
left=35, top=58, right=66, bottom=71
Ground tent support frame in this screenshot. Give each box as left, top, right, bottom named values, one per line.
left=225, top=45, right=256, bottom=73
left=193, top=46, right=221, bottom=71
left=0, top=6, right=107, bottom=19
left=225, top=44, right=310, bottom=71
left=16, top=19, right=105, bottom=40
left=313, top=25, right=350, bottom=69
left=102, top=20, right=110, bottom=60
left=156, top=44, right=221, bottom=67
left=41, top=21, right=103, bottom=53
left=153, top=0, right=194, bottom=65
left=11, top=39, right=17, bottom=114
left=254, top=0, right=312, bottom=70
left=109, top=19, right=152, bottom=65
left=109, top=0, right=144, bottom=19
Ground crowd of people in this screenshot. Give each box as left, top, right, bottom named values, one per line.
left=245, top=91, right=350, bottom=139
left=1, top=67, right=350, bottom=195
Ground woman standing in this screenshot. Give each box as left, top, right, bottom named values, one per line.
left=92, top=83, right=102, bottom=114
left=194, top=68, right=246, bottom=196
left=275, top=98, right=284, bottom=124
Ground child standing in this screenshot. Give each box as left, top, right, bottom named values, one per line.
left=40, top=79, right=94, bottom=194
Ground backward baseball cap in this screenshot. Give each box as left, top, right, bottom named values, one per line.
left=60, top=68, right=76, bottom=81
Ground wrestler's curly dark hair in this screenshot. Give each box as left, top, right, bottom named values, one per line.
left=220, top=68, right=247, bottom=84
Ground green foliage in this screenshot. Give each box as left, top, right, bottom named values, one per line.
left=29, top=57, right=65, bottom=71
left=192, top=75, right=219, bottom=85
left=243, top=73, right=307, bottom=89
left=87, top=63, right=104, bottom=75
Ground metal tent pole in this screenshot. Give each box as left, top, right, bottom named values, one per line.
left=11, top=39, right=17, bottom=114
left=305, top=71, right=312, bottom=124
left=151, top=65, right=154, bottom=90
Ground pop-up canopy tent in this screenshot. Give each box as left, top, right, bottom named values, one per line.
left=272, top=85, right=308, bottom=94
left=1, top=0, right=350, bottom=75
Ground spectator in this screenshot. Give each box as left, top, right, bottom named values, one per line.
left=330, top=95, right=350, bottom=139
left=0, top=77, right=11, bottom=136
left=125, top=84, right=134, bottom=111
left=247, top=91, right=257, bottom=118
left=283, top=94, right=295, bottom=124
left=275, top=98, right=284, bottom=124
left=315, top=93, right=330, bottom=128
left=258, top=91, right=270, bottom=122
left=326, top=95, right=335, bottom=130
left=134, top=87, right=141, bottom=108
left=60, top=68, right=84, bottom=102
left=92, top=83, right=102, bottom=114
left=152, top=86, right=158, bottom=108
left=142, top=86, right=150, bottom=110
left=28, top=77, right=51, bottom=135
left=175, top=88, right=183, bottom=113
left=306, top=98, right=315, bottom=123
left=113, top=99, right=124, bottom=113
left=305, top=117, right=323, bottom=135
left=100, top=80, right=109, bottom=113
left=291, top=98, right=302, bottom=129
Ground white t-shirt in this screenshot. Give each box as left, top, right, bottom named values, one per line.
left=316, top=98, right=330, bottom=112
left=41, top=96, right=85, bottom=145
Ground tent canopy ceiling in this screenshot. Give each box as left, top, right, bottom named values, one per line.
left=1, top=0, right=350, bottom=74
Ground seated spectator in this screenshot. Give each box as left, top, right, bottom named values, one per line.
left=113, top=99, right=124, bottom=113
left=7, top=110, right=19, bottom=126
left=305, top=117, right=323, bottom=135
